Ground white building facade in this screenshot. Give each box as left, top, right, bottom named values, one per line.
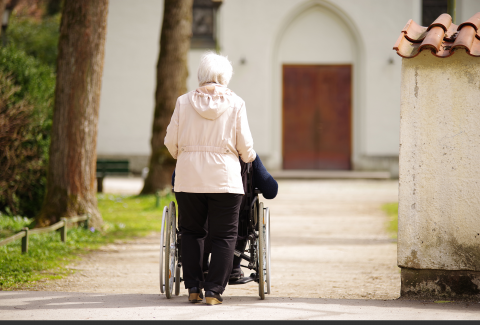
left=97, top=0, right=480, bottom=175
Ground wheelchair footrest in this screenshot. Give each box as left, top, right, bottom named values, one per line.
left=228, top=274, right=256, bottom=285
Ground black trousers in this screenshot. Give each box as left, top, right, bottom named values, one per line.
left=175, top=192, right=243, bottom=294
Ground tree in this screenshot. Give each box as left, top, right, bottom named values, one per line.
left=36, top=0, right=108, bottom=228
left=0, top=46, right=56, bottom=218
left=141, top=0, right=193, bottom=194
left=0, top=1, right=5, bottom=37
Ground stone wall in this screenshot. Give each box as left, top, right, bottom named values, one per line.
left=398, top=49, right=480, bottom=299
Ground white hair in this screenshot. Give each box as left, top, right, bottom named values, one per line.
left=197, top=52, right=233, bottom=86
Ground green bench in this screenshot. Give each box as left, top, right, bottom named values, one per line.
left=96, top=159, right=130, bottom=193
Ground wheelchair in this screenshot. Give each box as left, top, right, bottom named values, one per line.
left=159, top=162, right=272, bottom=300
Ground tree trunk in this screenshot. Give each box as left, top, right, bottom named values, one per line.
left=0, top=0, right=5, bottom=37
left=141, top=0, right=193, bottom=194
left=36, top=0, right=108, bottom=228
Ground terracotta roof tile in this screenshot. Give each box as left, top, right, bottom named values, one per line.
left=429, top=13, right=453, bottom=31
left=401, top=19, right=428, bottom=42
left=421, top=26, right=445, bottom=52
left=393, top=12, right=480, bottom=58
left=457, top=12, right=480, bottom=31
left=444, top=23, right=459, bottom=41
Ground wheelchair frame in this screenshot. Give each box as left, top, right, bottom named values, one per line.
left=159, top=163, right=271, bottom=300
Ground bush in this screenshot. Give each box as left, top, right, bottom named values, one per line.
left=6, top=13, right=61, bottom=68
left=0, top=46, right=56, bottom=217
left=0, top=213, right=32, bottom=239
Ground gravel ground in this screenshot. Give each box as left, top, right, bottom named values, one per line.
left=29, top=179, right=400, bottom=300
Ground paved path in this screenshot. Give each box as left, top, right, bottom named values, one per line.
left=1, top=291, right=479, bottom=320
left=3, top=179, right=478, bottom=319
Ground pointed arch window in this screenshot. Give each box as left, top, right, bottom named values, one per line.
left=422, top=0, right=448, bottom=26
left=191, top=0, right=222, bottom=49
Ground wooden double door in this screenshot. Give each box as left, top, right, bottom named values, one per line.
left=282, top=65, right=352, bottom=170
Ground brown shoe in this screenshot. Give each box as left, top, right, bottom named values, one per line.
left=205, top=291, right=223, bottom=305
left=188, top=287, right=203, bottom=303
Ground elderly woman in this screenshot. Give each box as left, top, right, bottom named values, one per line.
left=164, top=52, right=256, bottom=305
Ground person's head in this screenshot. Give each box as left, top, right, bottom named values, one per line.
left=197, top=52, right=233, bottom=87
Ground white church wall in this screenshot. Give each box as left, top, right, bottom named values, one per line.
left=334, top=0, right=417, bottom=158
left=218, top=0, right=418, bottom=172
left=98, top=0, right=427, bottom=174
left=98, top=0, right=163, bottom=171
left=458, top=0, right=480, bottom=22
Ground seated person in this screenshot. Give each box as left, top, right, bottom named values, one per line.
left=230, top=153, right=278, bottom=281
left=245, top=153, right=279, bottom=200
left=172, top=154, right=278, bottom=281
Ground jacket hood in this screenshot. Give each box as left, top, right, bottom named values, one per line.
left=187, top=84, right=234, bottom=120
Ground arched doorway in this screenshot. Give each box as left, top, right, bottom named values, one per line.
left=270, top=3, right=362, bottom=170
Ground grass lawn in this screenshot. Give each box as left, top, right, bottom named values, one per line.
left=382, top=202, right=398, bottom=239
left=0, top=192, right=176, bottom=290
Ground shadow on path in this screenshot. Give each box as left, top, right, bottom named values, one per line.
left=1, top=291, right=479, bottom=320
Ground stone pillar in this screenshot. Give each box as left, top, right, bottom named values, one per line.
left=398, top=49, right=480, bottom=300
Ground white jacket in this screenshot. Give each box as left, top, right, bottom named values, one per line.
left=164, top=84, right=256, bottom=194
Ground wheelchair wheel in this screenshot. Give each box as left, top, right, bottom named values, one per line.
left=174, top=264, right=181, bottom=296
left=257, top=202, right=267, bottom=300
left=159, top=206, right=168, bottom=294
left=265, top=207, right=271, bottom=295
left=164, top=201, right=177, bottom=299
left=253, top=200, right=258, bottom=228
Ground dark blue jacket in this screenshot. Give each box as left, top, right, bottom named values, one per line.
left=251, top=154, right=278, bottom=199
left=171, top=154, right=278, bottom=199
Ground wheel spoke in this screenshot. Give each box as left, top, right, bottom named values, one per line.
left=165, top=201, right=177, bottom=299
left=265, top=207, right=271, bottom=294
left=258, top=202, right=265, bottom=300
left=159, top=206, right=168, bottom=294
